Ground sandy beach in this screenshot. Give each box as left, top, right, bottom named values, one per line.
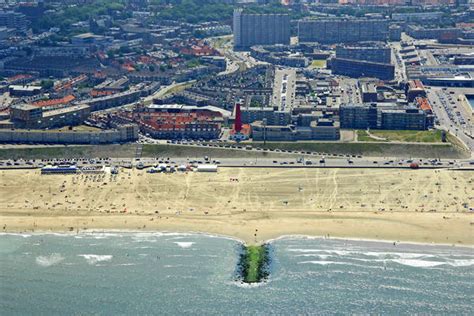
left=1, top=168, right=473, bottom=245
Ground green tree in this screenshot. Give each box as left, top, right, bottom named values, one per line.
left=40, top=80, right=54, bottom=90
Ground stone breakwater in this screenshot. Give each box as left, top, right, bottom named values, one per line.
left=236, top=244, right=272, bottom=283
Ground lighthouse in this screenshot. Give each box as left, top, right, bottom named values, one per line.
left=234, top=103, right=242, bottom=133
left=231, top=103, right=247, bottom=142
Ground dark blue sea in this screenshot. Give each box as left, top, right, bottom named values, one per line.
left=1, top=232, right=473, bottom=315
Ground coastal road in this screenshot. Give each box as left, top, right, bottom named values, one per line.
left=3, top=154, right=472, bottom=171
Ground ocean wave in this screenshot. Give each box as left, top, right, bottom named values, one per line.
left=231, top=280, right=269, bottom=288
left=345, top=256, right=474, bottom=268
left=130, top=232, right=191, bottom=242
left=447, top=259, right=474, bottom=267
left=0, top=233, right=31, bottom=238
left=163, top=264, right=193, bottom=268
left=288, top=248, right=440, bottom=261
left=296, top=260, right=381, bottom=270
left=288, top=248, right=324, bottom=253
left=174, top=242, right=195, bottom=248
left=294, top=254, right=331, bottom=259
left=298, top=260, right=344, bottom=266
left=362, top=252, right=435, bottom=259
left=78, top=254, right=113, bottom=265
left=272, top=235, right=474, bottom=250
left=36, top=253, right=64, bottom=267
left=132, top=236, right=158, bottom=243
left=165, top=236, right=188, bottom=241
left=288, top=249, right=353, bottom=256
left=113, top=263, right=137, bottom=266
left=378, top=285, right=422, bottom=293
left=1, top=231, right=244, bottom=245
left=295, top=255, right=474, bottom=269
left=392, top=259, right=446, bottom=268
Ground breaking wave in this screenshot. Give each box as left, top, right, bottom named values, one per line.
left=78, top=254, right=113, bottom=265
left=36, top=253, right=64, bottom=267
left=174, top=242, right=195, bottom=248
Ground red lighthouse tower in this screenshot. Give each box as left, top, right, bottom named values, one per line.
left=234, top=103, right=242, bottom=133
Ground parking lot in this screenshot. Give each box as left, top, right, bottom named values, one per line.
left=1, top=145, right=472, bottom=170
left=426, top=87, right=474, bottom=152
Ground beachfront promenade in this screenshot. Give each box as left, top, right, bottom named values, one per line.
left=1, top=156, right=473, bottom=171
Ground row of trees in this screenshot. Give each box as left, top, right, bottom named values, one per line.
left=156, top=0, right=307, bottom=23
left=32, top=0, right=128, bottom=34
left=157, top=0, right=234, bottom=23
left=32, top=0, right=305, bottom=35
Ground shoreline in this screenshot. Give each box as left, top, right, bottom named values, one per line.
left=2, top=229, right=474, bottom=250
left=1, top=211, right=473, bottom=246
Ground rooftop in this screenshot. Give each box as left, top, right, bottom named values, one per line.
left=9, top=85, right=41, bottom=91
left=43, top=104, right=90, bottom=118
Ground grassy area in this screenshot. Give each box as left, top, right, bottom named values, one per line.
left=142, top=144, right=291, bottom=159
left=0, top=140, right=469, bottom=160
left=0, top=144, right=292, bottom=160
left=0, top=145, right=136, bottom=160
left=164, top=81, right=195, bottom=97
left=247, top=141, right=468, bottom=159
left=310, top=59, right=326, bottom=69
left=357, top=130, right=381, bottom=142
left=210, top=35, right=232, bottom=51
left=446, top=132, right=470, bottom=153
left=357, top=130, right=443, bottom=143
left=240, top=245, right=269, bottom=283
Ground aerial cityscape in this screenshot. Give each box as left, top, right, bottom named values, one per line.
left=0, top=0, right=473, bottom=314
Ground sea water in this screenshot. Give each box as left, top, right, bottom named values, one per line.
left=1, top=233, right=473, bottom=315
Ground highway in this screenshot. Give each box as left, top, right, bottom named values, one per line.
left=2, top=156, right=472, bottom=171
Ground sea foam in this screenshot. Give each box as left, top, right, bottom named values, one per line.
left=392, top=259, right=446, bottom=268
left=298, top=260, right=343, bottom=266
left=78, top=254, right=113, bottom=265
left=447, top=259, right=474, bottom=267
left=35, top=253, right=64, bottom=267
left=174, top=242, right=195, bottom=248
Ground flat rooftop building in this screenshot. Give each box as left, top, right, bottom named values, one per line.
left=331, top=58, right=395, bottom=81
left=340, top=103, right=428, bottom=130
left=9, top=85, right=42, bottom=97
left=233, top=9, right=290, bottom=50
left=298, top=19, right=389, bottom=44
left=251, top=118, right=340, bottom=141
left=10, top=104, right=90, bottom=129
left=336, top=43, right=391, bottom=64
left=0, top=11, right=28, bottom=33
